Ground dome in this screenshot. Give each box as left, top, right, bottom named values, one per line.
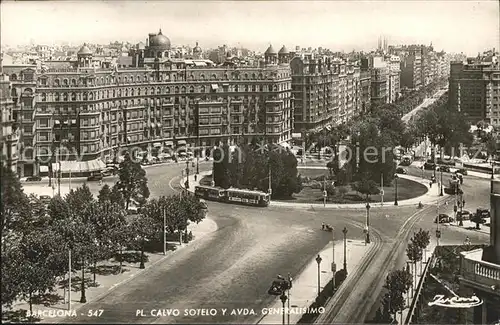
left=278, top=45, right=289, bottom=55
left=265, top=45, right=277, bottom=55
left=77, top=43, right=93, bottom=56
left=149, top=29, right=171, bottom=50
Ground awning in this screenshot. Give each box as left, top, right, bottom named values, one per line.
left=54, top=120, right=60, bottom=125
left=153, top=142, right=162, bottom=147
left=211, top=84, right=219, bottom=90
left=150, top=123, right=155, bottom=128
left=156, top=123, right=162, bottom=128
left=71, top=119, right=77, bottom=124
left=164, top=141, right=173, bottom=146
left=193, top=61, right=206, bottom=67
left=292, top=133, right=302, bottom=139
left=52, top=159, right=106, bottom=173
left=40, top=166, right=49, bottom=173
left=177, top=140, right=187, bottom=145
left=127, top=136, right=131, bottom=142
left=222, top=83, right=229, bottom=86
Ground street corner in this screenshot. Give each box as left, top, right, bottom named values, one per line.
left=190, top=215, right=218, bottom=239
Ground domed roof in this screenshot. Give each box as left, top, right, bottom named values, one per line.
left=149, top=29, right=171, bottom=50
left=77, top=43, right=93, bottom=55
left=265, top=44, right=277, bottom=55
left=193, top=41, right=202, bottom=53
left=279, top=45, right=289, bottom=54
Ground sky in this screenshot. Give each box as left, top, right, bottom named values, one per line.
left=1, top=0, right=499, bottom=55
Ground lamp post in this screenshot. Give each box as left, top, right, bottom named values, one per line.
left=365, top=203, right=371, bottom=244
left=287, top=273, right=292, bottom=325
left=342, top=227, right=348, bottom=273
left=185, top=160, right=190, bottom=190
left=394, top=174, right=399, bottom=206
left=439, top=167, right=443, bottom=196
left=315, top=254, right=322, bottom=296
left=279, top=293, right=287, bottom=325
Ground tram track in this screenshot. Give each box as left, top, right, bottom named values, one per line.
left=315, top=201, right=446, bottom=324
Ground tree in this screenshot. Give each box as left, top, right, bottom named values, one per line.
left=115, top=152, right=150, bottom=209
left=47, top=195, right=70, bottom=224
left=129, top=214, right=156, bottom=268
left=325, top=183, right=336, bottom=200
left=337, top=186, right=348, bottom=202
left=406, top=241, right=423, bottom=283
left=98, top=184, right=112, bottom=203
left=1, top=166, right=31, bottom=243
left=65, top=184, right=94, bottom=213
left=351, top=178, right=380, bottom=201
left=212, top=144, right=232, bottom=189
left=384, top=269, right=413, bottom=296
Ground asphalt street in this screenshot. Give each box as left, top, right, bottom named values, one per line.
left=39, top=160, right=490, bottom=324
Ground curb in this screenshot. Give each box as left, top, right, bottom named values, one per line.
left=447, top=223, right=490, bottom=235
left=39, top=217, right=216, bottom=323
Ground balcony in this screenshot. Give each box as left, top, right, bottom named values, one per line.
left=461, top=249, right=500, bottom=289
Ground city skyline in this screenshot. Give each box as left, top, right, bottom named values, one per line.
left=1, top=0, right=499, bottom=55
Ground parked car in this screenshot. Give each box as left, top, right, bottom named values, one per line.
left=87, top=173, right=103, bottom=181
left=101, top=168, right=114, bottom=177
left=455, top=168, right=468, bottom=175
left=457, top=210, right=471, bottom=220
left=435, top=213, right=453, bottom=223
left=39, top=195, right=52, bottom=205
left=26, top=175, right=42, bottom=182
left=475, top=208, right=491, bottom=219
left=424, top=162, right=436, bottom=170
left=437, top=165, right=450, bottom=172
left=396, top=167, right=408, bottom=174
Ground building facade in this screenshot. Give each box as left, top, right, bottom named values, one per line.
left=459, top=179, right=500, bottom=324
left=3, top=32, right=294, bottom=177
left=388, top=56, right=401, bottom=103
left=290, top=54, right=365, bottom=132
left=448, top=55, right=500, bottom=127
left=400, top=53, right=422, bottom=90
left=0, top=75, right=19, bottom=172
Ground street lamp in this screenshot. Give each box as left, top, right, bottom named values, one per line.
left=439, top=167, right=443, bottom=196
left=342, top=227, right=348, bottom=273
left=185, top=160, right=190, bottom=189
left=279, top=293, right=288, bottom=325
left=315, top=254, right=322, bottom=296
left=365, top=203, right=371, bottom=244
left=394, top=174, right=399, bottom=206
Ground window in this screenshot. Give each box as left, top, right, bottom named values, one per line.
left=54, top=79, right=60, bottom=86
left=41, top=93, right=46, bottom=101
left=199, top=129, right=209, bottom=135
left=199, top=117, right=209, bottom=125
left=210, top=117, right=221, bottom=124
left=211, top=128, right=221, bottom=135
left=23, top=125, right=32, bottom=134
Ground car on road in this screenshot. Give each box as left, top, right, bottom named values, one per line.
left=26, top=175, right=42, bottom=182
left=424, top=162, right=436, bottom=170
left=435, top=214, right=453, bottom=223
left=396, top=167, right=408, bottom=174
left=87, top=173, right=103, bottom=181
left=455, top=168, right=468, bottom=175
left=475, top=208, right=491, bottom=219
left=457, top=210, right=471, bottom=220
left=436, top=165, right=450, bottom=172
left=39, top=195, right=52, bottom=205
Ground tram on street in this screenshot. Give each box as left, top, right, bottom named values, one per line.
left=194, top=185, right=226, bottom=201
left=226, top=188, right=270, bottom=207
left=194, top=185, right=270, bottom=207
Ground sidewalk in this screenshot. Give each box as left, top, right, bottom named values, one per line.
left=182, top=170, right=440, bottom=209
left=445, top=218, right=490, bottom=235
left=400, top=239, right=437, bottom=324
left=411, top=161, right=494, bottom=180
left=257, top=239, right=372, bottom=325
left=9, top=216, right=218, bottom=322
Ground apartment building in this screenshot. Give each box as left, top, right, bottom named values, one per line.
left=0, top=75, right=19, bottom=172
left=388, top=56, right=401, bottom=103
left=449, top=54, right=500, bottom=126
left=290, top=54, right=365, bottom=131
left=400, top=53, right=422, bottom=90
left=2, top=31, right=294, bottom=177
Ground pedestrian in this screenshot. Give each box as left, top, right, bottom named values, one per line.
left=99, top=179, right=103, bottom=186
left=429, top=181, right=432, bottom=188
left=462, top=199, right=466, bottom=208
left=322, top=222, right=325, bottom=230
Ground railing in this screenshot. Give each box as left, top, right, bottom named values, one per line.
left=462, top=255, right=500, bottom=287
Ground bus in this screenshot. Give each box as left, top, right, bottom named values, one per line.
left=194, top=185, right=226, bottom=201
left=226, top=188, right=270, bottom=207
